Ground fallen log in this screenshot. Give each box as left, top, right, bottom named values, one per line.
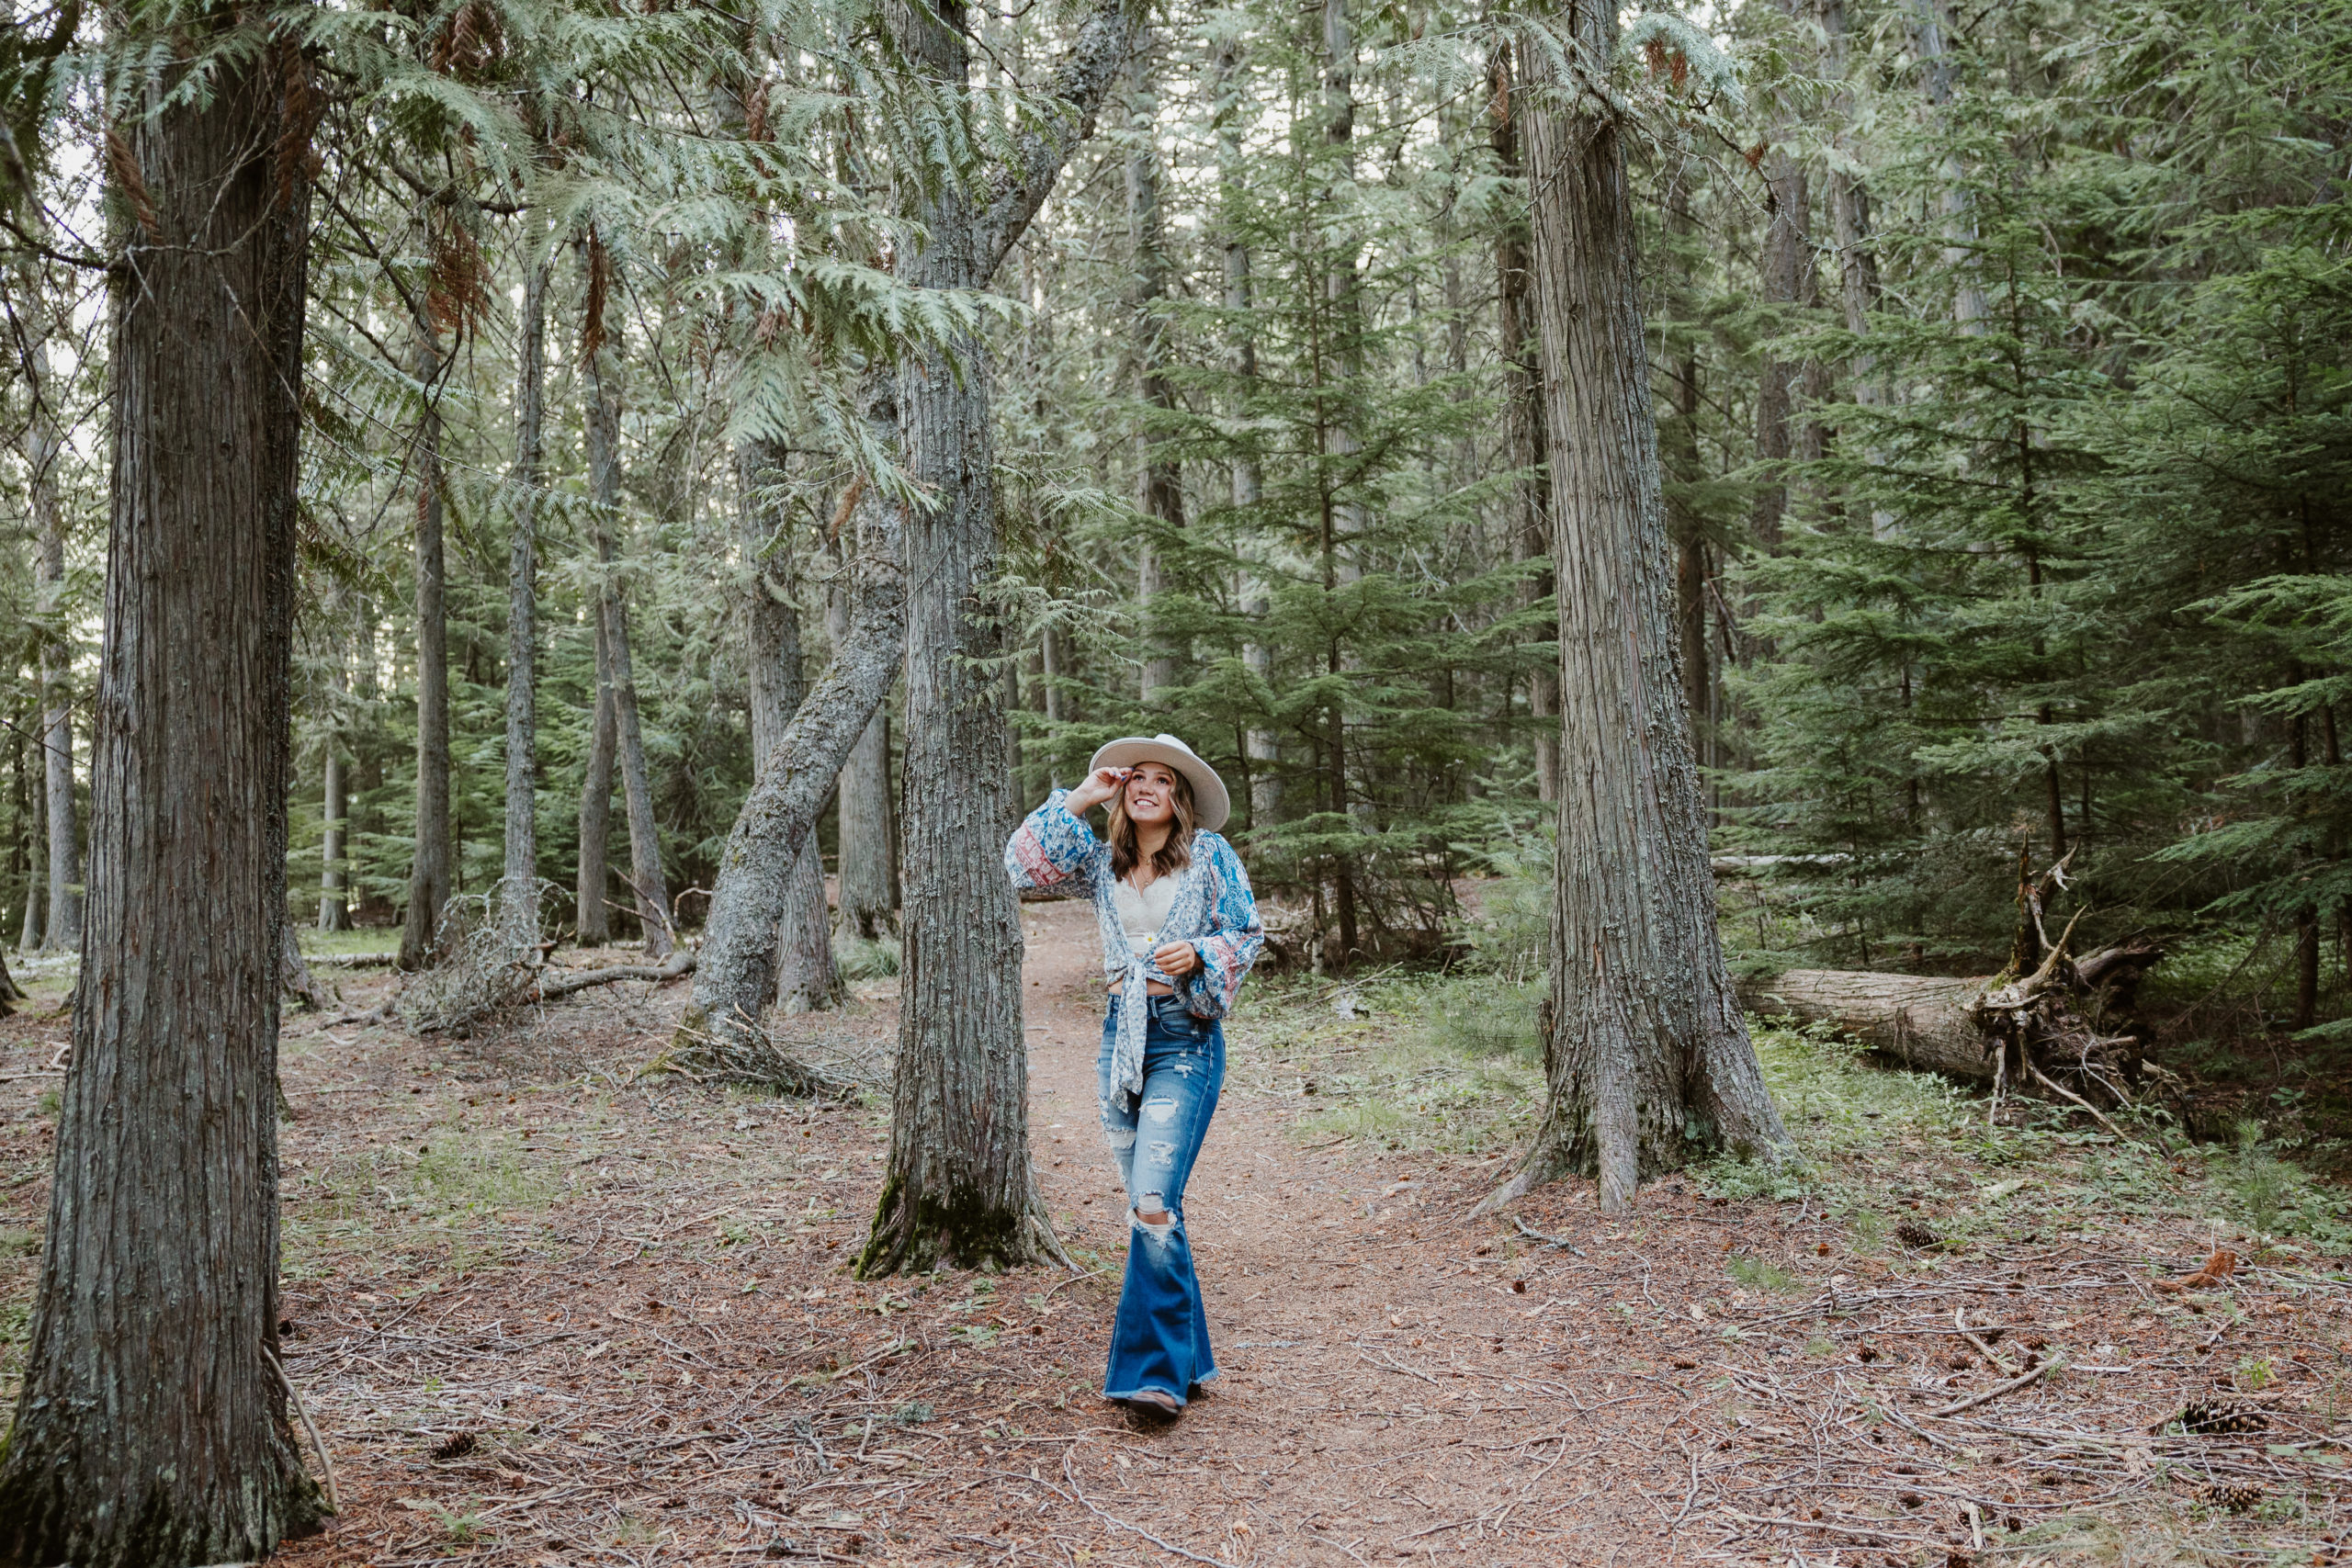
left=1737, top=937, right=2165, bottom=1101
left=1738, top=968, right=1999, bottom=1082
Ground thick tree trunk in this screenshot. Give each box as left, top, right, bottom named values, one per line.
left=669, top=499, right=906, bottom=1089
left=398, top=308, right=453, bottom=971
left=739, top=438, right=842, bottom=1013
left=586, top=337, right=673, bottom=958
left=860, top=0, right=1137, bottom=1275
left=1126, top=42, right=1183, bottom=702
left=501, top=258, right=549, bottom=950
left=1490, top=6, right=1792, bottom=1217
left=319, top=733, right=349, bottom=931
left=575, top=614, right=617, bottom=946
left=26, top=320, right=81, bottom=953
left=0, top=37, right=326, bottom=1555
left=1490, top=46, right=1557, bottom=806
left=865, top=119, right=1038, bottom=1271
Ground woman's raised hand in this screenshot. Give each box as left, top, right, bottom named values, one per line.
left=1065, top=765, right=1132, bottom=815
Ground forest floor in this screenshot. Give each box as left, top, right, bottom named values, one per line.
left=0, top=898, right=2349, bottom=1566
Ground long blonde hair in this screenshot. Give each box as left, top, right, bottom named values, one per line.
left=1107, top=769, right=1197, bottom=882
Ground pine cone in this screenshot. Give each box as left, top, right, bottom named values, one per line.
left=1894, top=1220, right=1939, bottom=1249
left=430, top=1430, right=479, bottom=1461
left=2178, top=1400, right=2268, bottom=1436
left=2204, top=1481, right=2262, bottom=1514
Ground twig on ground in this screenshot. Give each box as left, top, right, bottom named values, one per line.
left=1062, top=1449, right=1226, bottom=1566
left=265, top=1345, right=339, bottom=1513
left=2023, top=1058, right=2131, bottom=1140
left=1513, top=1215, right=1587, bottom=1254
left=1922, top=1360, right=2050, bottom=1419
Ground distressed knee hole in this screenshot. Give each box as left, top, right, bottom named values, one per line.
left=1130, top=1200, right=1176, bottom=1238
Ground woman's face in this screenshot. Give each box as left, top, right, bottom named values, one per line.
left=1121, top=761, right=1182, bottom=827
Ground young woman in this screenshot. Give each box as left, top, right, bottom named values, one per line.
left=1005, top=734, right=1264, bottom=1420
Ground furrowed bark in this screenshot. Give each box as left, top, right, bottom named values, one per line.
left=398, top=302, right=453, bottom=972
left=586, top=334, right=673, bottom=958
left=831, top=391, right=900, bottom=943
left=860, top=0, right=1136, bottom=1276
left=666, top=500, right=907, bottom=1090
left=738, top=437, right=843, bottom=1013
left=1487, top=1, right=1792, bottom=1218
left=0, top=31, right=326, bottom=1554
left=1490, top=44, right=1557, bottom=807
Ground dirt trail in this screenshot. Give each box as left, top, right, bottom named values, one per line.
left=1012, top=897, right=1684, bottom=1563
left=0, top=898, right=2340, bottom=1565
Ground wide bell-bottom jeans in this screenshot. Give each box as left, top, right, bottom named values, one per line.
left=1096, top=993, right=1224, bottom=1405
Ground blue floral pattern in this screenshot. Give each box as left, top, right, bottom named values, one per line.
left=1005, top=789, right=1265, bottom=1106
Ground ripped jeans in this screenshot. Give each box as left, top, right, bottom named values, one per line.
left=1097, top=993, right=1225, bottom=1405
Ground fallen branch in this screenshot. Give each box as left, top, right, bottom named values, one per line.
left=266, top=1346, right=339, bottom=1514
left=534, top=946, right=695, bottom=1001
left=1062, top=1449, right=1225, bottom=1566
left=1953, top=1308, right=2019, bottom=1375
left=1921, top=1359, right=2050, bottom=1419
left=2023, top=1057, right=2132, bottom=1140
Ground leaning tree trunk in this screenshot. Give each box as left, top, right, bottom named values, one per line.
left=500, top=258, right=549, bottom=951
left=398, top=303, right=454, bottom=972
left=1487, top=5, right=1792, bottom=1217
left=0, top=34, right=327, bottom=1557
left=738, top=437, right=842, bottom=1013
left=585, top=333, right=673, bottom=958
left=666, top=492, right=908, bottom=1089
left=576, top=613, right=616, bottom=946
left=859, top=0, right=1137, bottom=1276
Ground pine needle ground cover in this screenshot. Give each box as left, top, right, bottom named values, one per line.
left=0, top=899, right=2339, bottom=1565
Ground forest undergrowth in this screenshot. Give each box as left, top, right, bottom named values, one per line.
left=0, top=908, right=2346, bottom=1565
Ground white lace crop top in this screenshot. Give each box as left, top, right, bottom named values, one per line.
left=1111, top=873, right=1179, bottom=954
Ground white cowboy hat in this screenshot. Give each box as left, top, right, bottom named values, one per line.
left=1087, top=733, right=1232, bottom=833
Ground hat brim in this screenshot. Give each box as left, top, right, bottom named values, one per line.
left=1087, top=736, right=1231, bottom=833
